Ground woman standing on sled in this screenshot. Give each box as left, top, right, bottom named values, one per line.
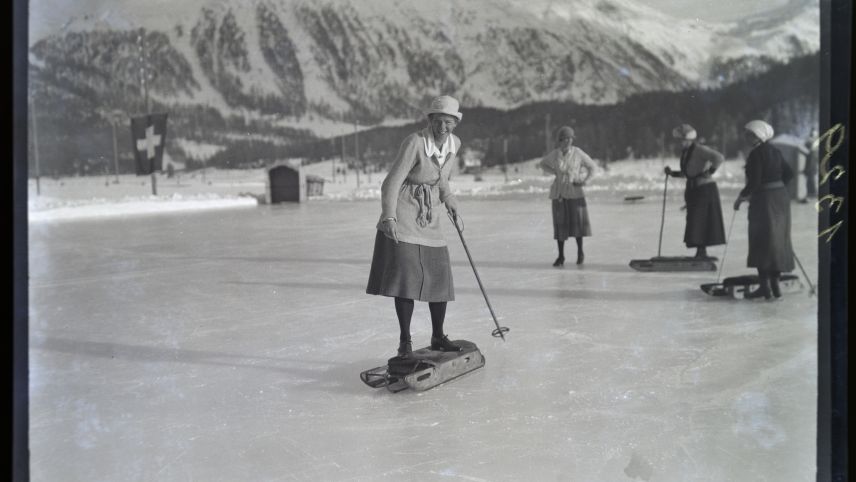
left=664, top=124, right=727, bottom=260
left=539, top=126, right=597, bottom=266
left=733, top=120, right=795, bottom=300
left=366, top=95, right=464, bottom=357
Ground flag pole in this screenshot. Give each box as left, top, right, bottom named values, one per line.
left=111, top=120, right=120, bottom=183
left=138, top=28, right=157, bottom=195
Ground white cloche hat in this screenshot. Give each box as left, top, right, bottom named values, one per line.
left=426, top=95, right=463, bottom=121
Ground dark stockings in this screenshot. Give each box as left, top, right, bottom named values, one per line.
left=556, top=238, right=584, bottom=265
left=395, top=298, right=448, bottom=341
left=429, top=302, right=447, bottom=338
left=394, top=297, right=414, bottom=342
left=553, top=241, right=566, bottom=266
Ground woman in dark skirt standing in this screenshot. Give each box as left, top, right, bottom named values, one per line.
left=664, top=124, right=727, bottom=259
left=539, top=126, right=597, bottom=266
left=733, top=120, right=795, bottom=300
left=366, top=95, right=463, bottom=357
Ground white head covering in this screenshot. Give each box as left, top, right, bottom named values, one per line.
left=744, top=120, right=774, bottom=142
left=425, top=95, right=463, bottom=121
left=672, top=123, right=697, bottom=140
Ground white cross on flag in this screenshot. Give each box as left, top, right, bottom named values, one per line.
left=130, top=113, right=168, bottom=175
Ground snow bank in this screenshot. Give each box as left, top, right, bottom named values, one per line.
left=28, top=193, right=257, bottom=223
left=26, top=158, right=747, bottom=222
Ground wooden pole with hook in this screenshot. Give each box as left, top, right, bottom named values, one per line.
left=447, top=211, right=509, bottom=340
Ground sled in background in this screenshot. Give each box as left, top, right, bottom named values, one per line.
left=700, top=273, right=803, bottom=298
left=630, top=256, right=717, bottom=272
left=630, top=174, right=717, bottom=272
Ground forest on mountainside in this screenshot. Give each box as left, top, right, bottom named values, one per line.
left=29, top=52, right=818, bottom=176
left=276, top=53, right=819, bottom=170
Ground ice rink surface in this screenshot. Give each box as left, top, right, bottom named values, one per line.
left=28, top=191, right=819, bottom=481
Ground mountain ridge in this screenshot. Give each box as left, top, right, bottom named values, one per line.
left=29, top=0, right=819, bottom=134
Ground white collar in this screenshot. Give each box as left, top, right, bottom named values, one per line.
left=423, top=131, right=456, bottom=165
left=557, top=147, right=577, bottom=163
left=559, top=146, right=575, bottom=157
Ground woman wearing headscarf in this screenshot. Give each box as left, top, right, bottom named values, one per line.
left=539, top=126, right=597, bottom=266
left=664, top=124, right=726, bottom=259
left=366, top=95, right=463, bottom=357
left=733, top=120, right=795, bottom=300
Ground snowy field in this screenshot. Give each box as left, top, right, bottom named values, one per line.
left=27, top=157, right=751, bottom=222
left=27, top=159, right=819, bottom=481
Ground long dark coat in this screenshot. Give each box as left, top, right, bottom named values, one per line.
left=739, top=142, right=795, bottom=272
left=669, top=142, right=726, bottom=247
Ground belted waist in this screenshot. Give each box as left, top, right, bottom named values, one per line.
left=760, top=181, right=785, bottom=190
left=688, top=176, right=715, bottom=188
left=403, top=181, right=440, bottom=228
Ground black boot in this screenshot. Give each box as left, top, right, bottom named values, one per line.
left=695, top=247, right=708, bottom=259
left=769, top=275, right=782, bottom=299
left=576, top=249, right=584, bottom=265
left=746, top=274, right=772, bottom=300
left=553, top=256, right=565, bottom=267
left=397, top=338, right=412, bottom=357
left=430, top=334, right=462, bottom=352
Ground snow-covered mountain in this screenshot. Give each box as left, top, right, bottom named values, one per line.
left=29, top=0, right=819, bottom=133
left=520, top=0, right=818, bottom=83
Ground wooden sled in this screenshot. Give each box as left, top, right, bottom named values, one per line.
left=360, top=340, right=485, bottom=393
left=630, top=256, right=717, bottom=272
left=700, top=273, right=803, bottom=298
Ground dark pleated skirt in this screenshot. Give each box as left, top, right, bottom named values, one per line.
left=684, top=183, right=726, bottom=247
left=552, top=198, right=592, bottom=240
left=366, top=231, right=454, bottom=302
left=747, top=187, right=795, bottom=272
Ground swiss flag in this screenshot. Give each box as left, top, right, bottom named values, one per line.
left=131, top=113, right=168, bottom=175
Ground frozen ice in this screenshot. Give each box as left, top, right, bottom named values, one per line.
left=28, top=184, right=818, bottom=481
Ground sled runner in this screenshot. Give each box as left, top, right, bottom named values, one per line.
left=629, top=256, right=717, bottom=272
left=360, top=340, right=485, bottom=392
left=629, top=174, right=717, bottom=272
left=700, top=273, right=803, bottom=298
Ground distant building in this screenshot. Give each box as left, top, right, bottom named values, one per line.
left=162, top=151, right=186, bottom=173
left=460, top=147, right=484, bottom=174
left=266, top=161, right=305, bottom=203
left=265, top=160, right=325, bottom=203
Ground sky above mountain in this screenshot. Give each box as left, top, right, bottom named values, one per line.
left=28, top=0, right=794, bottom=46
left=643, top=0, right=793, bottom=20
